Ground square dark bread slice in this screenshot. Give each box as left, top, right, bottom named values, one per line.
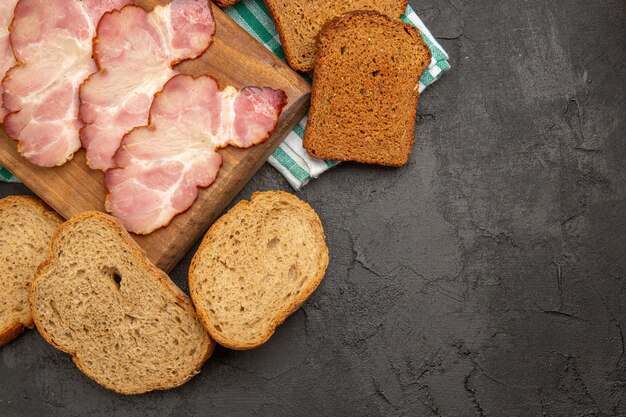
left=264, top=0, right=408, bottom=72
left=303, top=11, right=431, bottom=166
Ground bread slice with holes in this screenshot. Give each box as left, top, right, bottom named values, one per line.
left=0, top=196, right=62, bottom=346
left=303, top=11, right=432, bottom=166
left=264, top=0, right=408, bottom=72
left=189, top=191, right=329, bottom=350
left=30, top=212, right=213, bottom=394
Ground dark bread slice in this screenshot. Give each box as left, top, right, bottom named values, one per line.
left=303, top=11, right=431, bottom=166
left=213, top=0, right=240, bottom=7
left=264, top=0, right=408, bottom=72
left=30, top=212, right=214, bottom=394
left=189, top=191, right=329, bottom=350
left=0, top=196, right=62, bottom=346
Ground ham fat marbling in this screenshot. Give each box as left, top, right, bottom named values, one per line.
left=1, top=0, right=131, bottom=167
left=0, top=0, right=18, bottom=122
left=105, top=74, right=287, bottom=235
left=79, top=0, right=215, bottom=171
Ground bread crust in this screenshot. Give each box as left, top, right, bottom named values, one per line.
left=0, top=196, right=61, bottom=346
left=189, top=190, right=329, bottom=350
left=302, top=10, right=431, bottom=166
left=29, top=211, right=214, bottom=394
left=263, top=0, right=409, bottom=72
left=0, top=195, right=63, bottom=226
left=213, top=0, right=240, bottom=7
left=0, top=321, right=28, bottom=347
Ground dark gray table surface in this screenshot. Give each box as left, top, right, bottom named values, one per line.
left=1, top=1, right=625, bottom=416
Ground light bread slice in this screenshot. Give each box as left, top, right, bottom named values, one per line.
left=303, top=11, right=431, bottom=166
left=0, top=196, right=62, bottom=346
left=30, top=212, right=213, bottom=394
left=189, top=191, right=329, bottom=350
left=264, top=0, right=408, bottom=71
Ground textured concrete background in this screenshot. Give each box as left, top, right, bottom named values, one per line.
left=1, top=0, right=625, bottom=416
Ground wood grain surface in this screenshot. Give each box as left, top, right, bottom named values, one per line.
left=0, top=1, right=310, bottom=272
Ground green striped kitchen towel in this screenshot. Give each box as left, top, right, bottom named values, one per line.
left=0, top=166, right=15, bottom=183
left=0, top=1, right=450, bottom=188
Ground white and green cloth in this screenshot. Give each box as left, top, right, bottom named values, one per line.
left=0, top=1, right=450, bottom=189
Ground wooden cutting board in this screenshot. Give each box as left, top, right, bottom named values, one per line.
left=0, top=1, right=310, bottom=273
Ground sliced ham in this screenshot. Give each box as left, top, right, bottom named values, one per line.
left=80, top=0, right=215, bottom=171
left=0, top=0, right=19, bottom=122
left=1, top=0, right=131, bottom=167
left=105, top=74, right=287, bottom=235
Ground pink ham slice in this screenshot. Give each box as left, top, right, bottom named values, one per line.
left=1, top=0, right=131, bottom=167
left=0, top=0, right=19, bottom=122
left=105, top=74, right=287, bottom=235
left=80, top=0, right=215, bottom=171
